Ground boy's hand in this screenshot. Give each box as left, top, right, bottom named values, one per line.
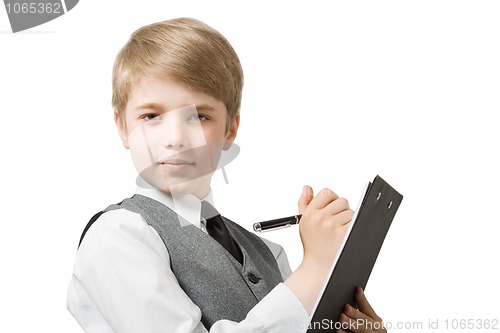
left=337, top=288, right=387, bottom=333
left=284, top=185, right=354, bottom=313
left=298, top=185, right=353, bottom=271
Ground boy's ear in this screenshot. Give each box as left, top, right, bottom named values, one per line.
left=114, top=110, right=129, bottom=149
left=223, top=112, right=240, bottom=150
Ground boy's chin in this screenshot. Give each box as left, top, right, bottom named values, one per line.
left=140, top=173, right=212, bottom=199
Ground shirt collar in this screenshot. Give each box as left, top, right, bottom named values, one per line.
left=134, top=176, right=215, bottom=229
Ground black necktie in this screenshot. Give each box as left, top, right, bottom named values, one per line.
left=201, top=201, right=243, bottom=265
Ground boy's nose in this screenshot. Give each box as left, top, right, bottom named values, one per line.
left=160, top=117, right=190, bottom=149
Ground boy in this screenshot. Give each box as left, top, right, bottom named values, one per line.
left=67, top=18, right=387, bottom=333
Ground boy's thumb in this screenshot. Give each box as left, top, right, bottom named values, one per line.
left=298, top=185, right=313, bottom=214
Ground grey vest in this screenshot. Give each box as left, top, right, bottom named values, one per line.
left=81, top=195, right=282, bottom=329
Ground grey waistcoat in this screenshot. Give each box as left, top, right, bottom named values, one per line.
left=83, top=194, right=283, bottom=329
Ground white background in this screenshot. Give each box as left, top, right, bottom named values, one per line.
left=1, top=1, right=499, bottom=332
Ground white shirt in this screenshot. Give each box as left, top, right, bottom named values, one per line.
left=67, top=178, right=310, bottom=333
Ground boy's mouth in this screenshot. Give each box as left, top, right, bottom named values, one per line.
left=158, top=159, right=195, bottom=172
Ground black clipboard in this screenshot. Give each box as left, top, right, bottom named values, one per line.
left=307, top=175, right=403, bottom=332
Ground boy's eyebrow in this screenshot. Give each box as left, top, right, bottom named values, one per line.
left=194, top=104, right=217, bottom=112
left=133, top=103, right=164, bottom=112
left=133, top=103, right=217, bottom=112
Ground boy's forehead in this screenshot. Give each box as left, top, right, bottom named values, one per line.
left=126, top=76, right=226, bottom=113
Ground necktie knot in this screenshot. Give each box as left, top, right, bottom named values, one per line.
left=200, top=200, right=220, bottom=221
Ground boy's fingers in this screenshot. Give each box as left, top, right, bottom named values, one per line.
left=336, top=329, right=351, bottom=333
left=341, top=305, right=386, bottom=333
left=355, top=287, right=383, bottom=322
left=339, top=311, right=367, bottom=333
left=298, top=185, right=314, bottom=214
left=325, top=197, right=353, bottom=218
left=338, top=290, right=386, bottom=332
left=341, top=305, right=368, bottom=333
left=336, top=209, right=355, bottom=226
left=307, top=188, right=340, bottom=210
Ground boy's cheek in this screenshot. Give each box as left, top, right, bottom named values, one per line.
left=205, top=141, right=225, bottom=169
left=127, top=130, right=155, bottom=173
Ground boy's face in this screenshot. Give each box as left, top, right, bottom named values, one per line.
left=115, top=76, right=239, bottom=198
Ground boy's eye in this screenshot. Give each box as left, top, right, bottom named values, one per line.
left=144, top=114, right=161, bottom=121
left=188, top=113, right=208, bottom=123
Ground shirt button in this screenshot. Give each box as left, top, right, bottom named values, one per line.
left=247, top=273, right=261, bottom=284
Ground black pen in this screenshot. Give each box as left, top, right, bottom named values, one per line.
left=253, top=215, right=302, bottom=232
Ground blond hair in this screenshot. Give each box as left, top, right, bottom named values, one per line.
left=112, top=18, right=243, bottom=130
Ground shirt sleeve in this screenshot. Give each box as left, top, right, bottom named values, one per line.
left=67, top=209, right=310, bottom=333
